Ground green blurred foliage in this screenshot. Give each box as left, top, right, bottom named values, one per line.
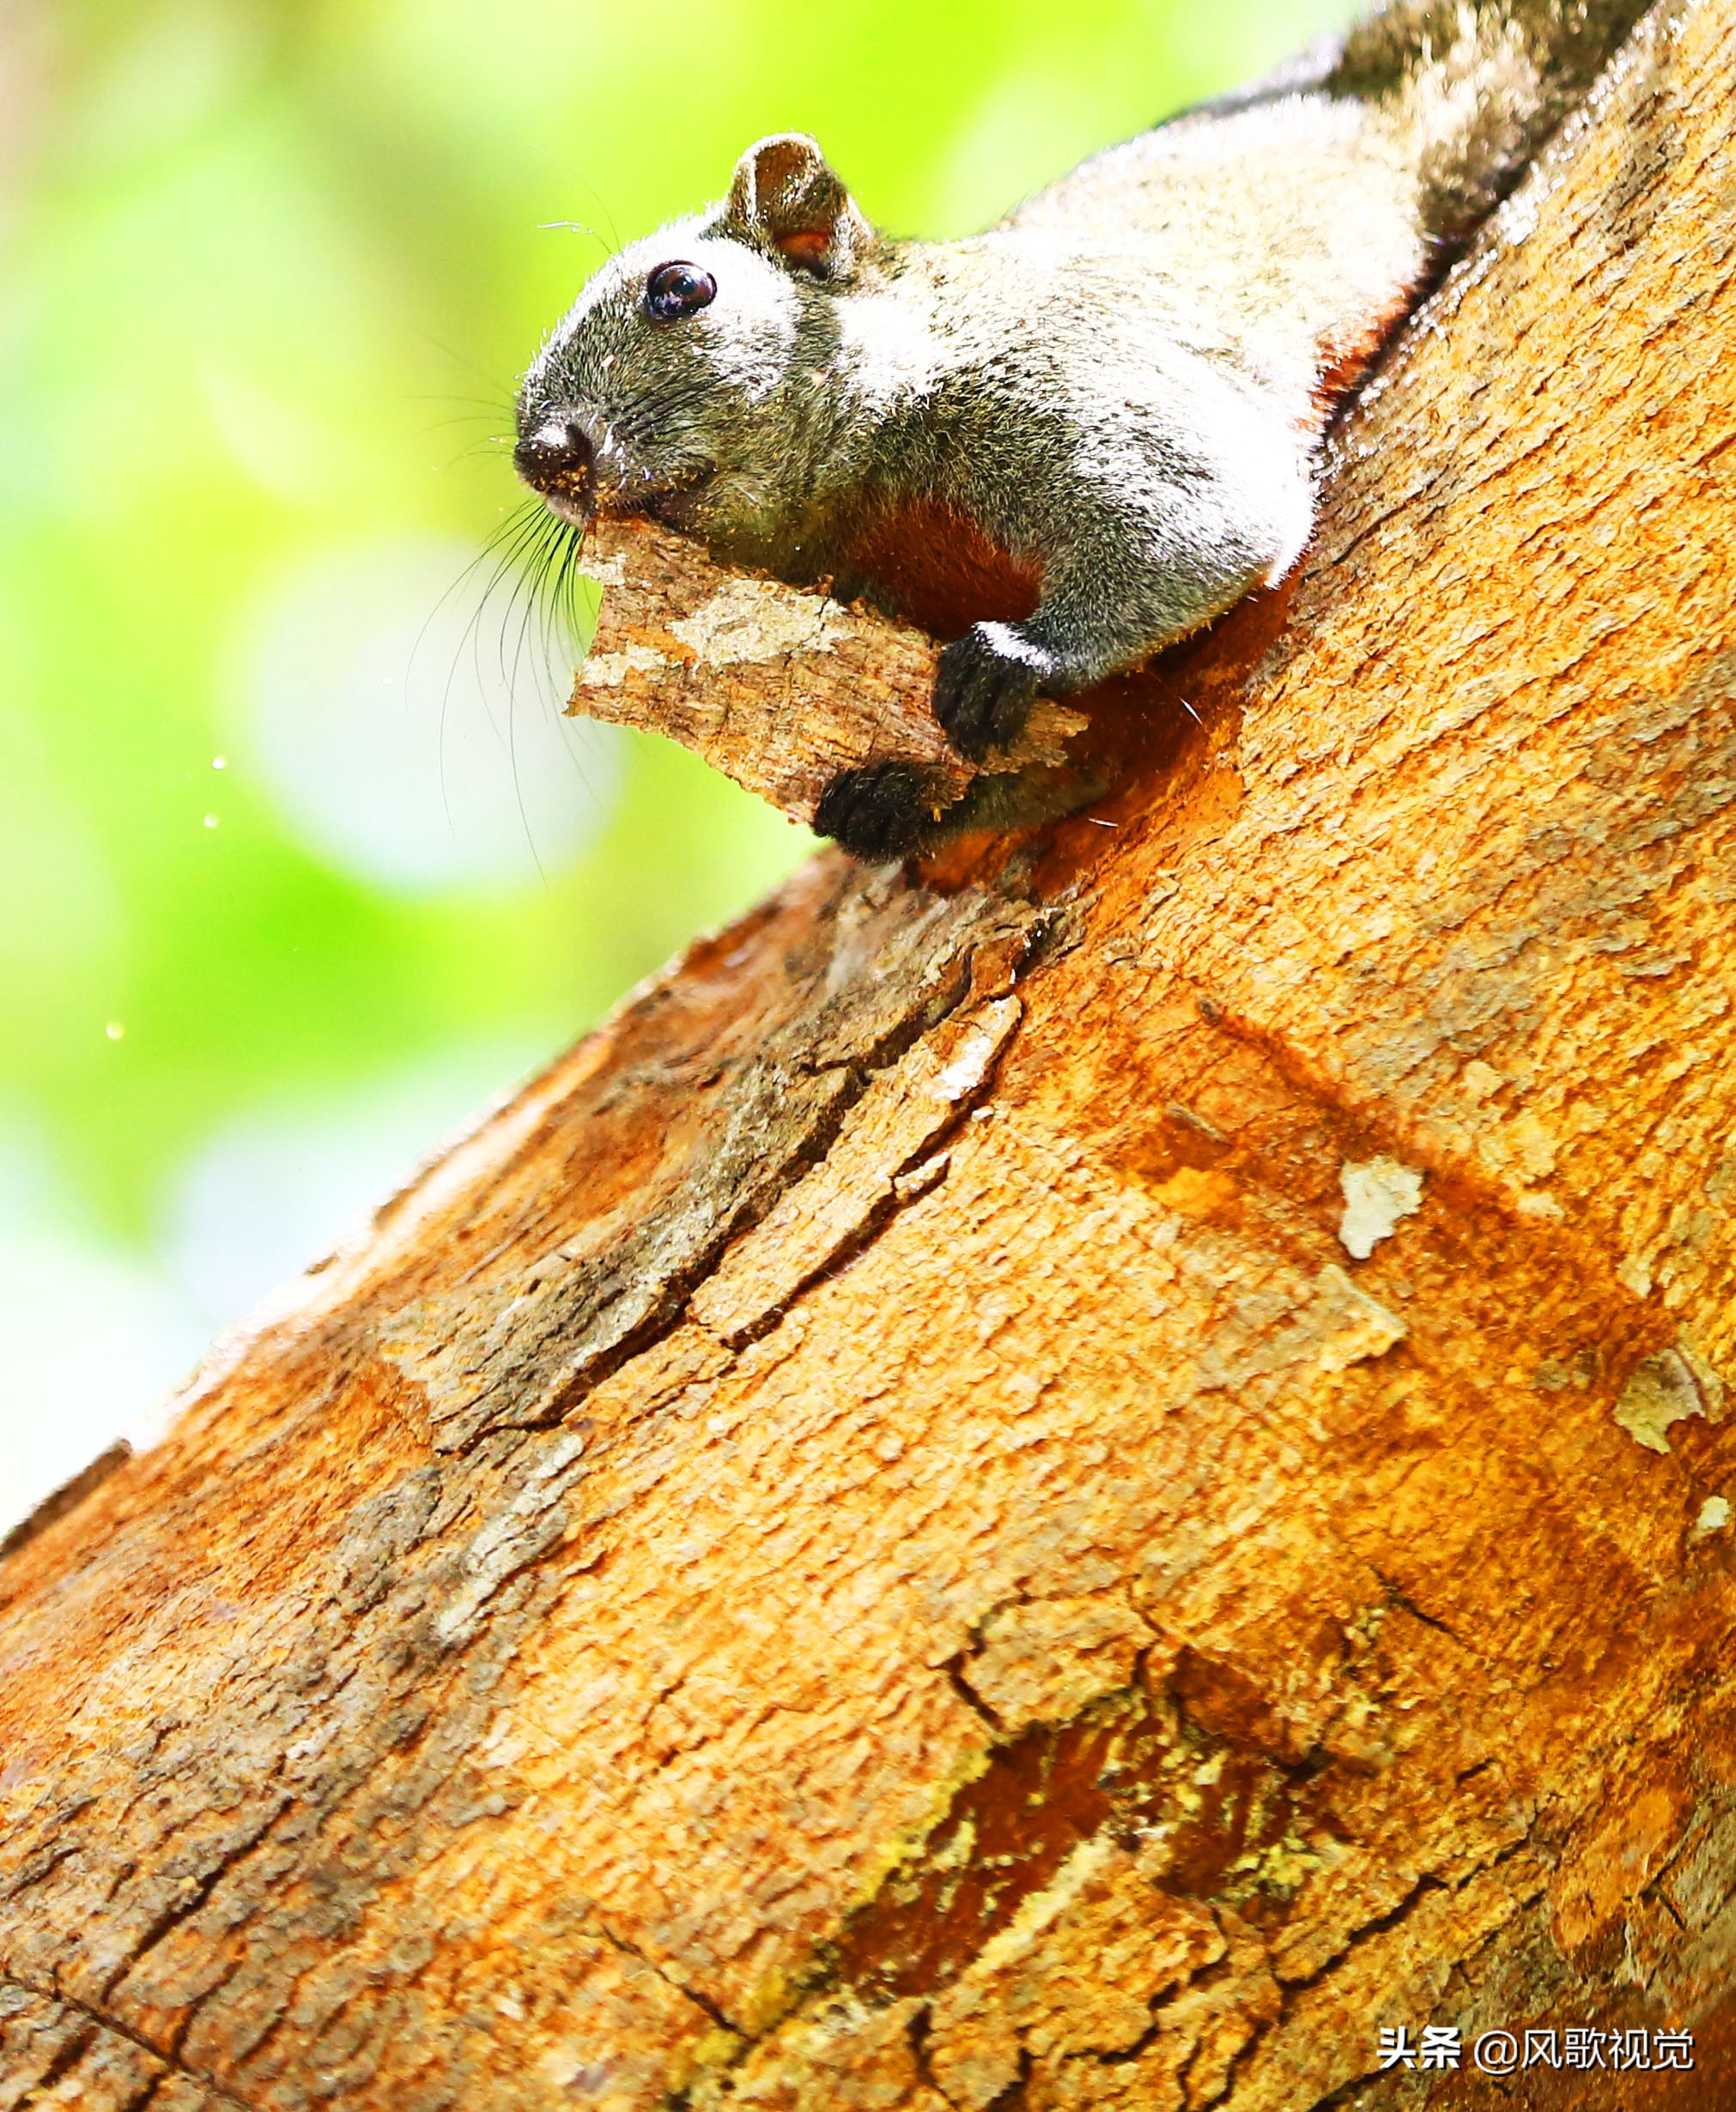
left=0, top=0, right=1346, bottom=1290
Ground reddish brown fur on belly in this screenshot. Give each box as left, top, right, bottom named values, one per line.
left=1308, top=288, right=1418, bottom=427
left=841, top=500, right=1041, bottom=639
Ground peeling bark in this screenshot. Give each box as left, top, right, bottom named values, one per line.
left=568, top=515, right=1086, bottom=830
left=3, top=4, right=1735, bottom=2109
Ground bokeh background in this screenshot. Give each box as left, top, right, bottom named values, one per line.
left=1, top=0, right=1349, bottom=1531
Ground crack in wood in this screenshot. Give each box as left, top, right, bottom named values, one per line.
left=3, top=12, right=1735, bottom=2104
left=0, top=1969, right=258, bottom=2111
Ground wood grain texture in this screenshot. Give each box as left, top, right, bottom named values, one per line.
left=3, top=4, right=1734, bottom=2107
left=568, top=517, right=1084, bottom=828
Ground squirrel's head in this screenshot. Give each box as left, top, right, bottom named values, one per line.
left=515, top=134, right=877, bottom=555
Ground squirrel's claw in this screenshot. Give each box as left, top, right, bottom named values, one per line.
left=813, top=761, right=950, bottom=862
left=934, top=623, right=1051, bottom=761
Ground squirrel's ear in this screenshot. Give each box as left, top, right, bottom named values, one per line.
left=724, top=134, right=871, bottom=279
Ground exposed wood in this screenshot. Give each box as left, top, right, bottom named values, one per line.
left=0, top=1442, right=130, bottom=1564
left=3, top=4, right=1734, bottom=2109
left=568, top=515, right=1085, bottom=829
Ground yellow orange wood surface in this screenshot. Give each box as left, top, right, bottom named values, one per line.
left=568, top=516, right=1083, bottom=827
left=3, top=5, right=1734, bottom=2107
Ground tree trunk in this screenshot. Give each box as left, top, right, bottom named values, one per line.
left=3, top=5, right=1734, bottom=2108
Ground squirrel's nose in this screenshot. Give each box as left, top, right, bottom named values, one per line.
left=513, top=419, right=594, bottom=501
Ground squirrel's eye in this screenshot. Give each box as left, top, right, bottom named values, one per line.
left=646, top=261, right=718, bottom=323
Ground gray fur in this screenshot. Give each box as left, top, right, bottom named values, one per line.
left=516, top=0, right=1648, bottom=850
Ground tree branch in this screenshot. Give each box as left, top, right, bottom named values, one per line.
left=2, top=5, right=1733, bottom=2109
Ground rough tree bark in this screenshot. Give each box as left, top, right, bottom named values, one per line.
left=565, top=516, right=1087, bottom=830
left=3, top=4, right=1733, bottom=2108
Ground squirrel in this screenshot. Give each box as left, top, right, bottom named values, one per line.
left=514, top=1, right=1648, bottom=859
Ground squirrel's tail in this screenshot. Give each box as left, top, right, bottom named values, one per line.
left=1331, top=1, right=1652, bottom=238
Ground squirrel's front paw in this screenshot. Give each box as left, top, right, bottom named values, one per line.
left=934, top=622, right=1053, bottom=761
left=813, top=762, right=948, bottom=862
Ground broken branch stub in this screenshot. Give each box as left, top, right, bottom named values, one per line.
left=566, top=514, right=1083, bottom=828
